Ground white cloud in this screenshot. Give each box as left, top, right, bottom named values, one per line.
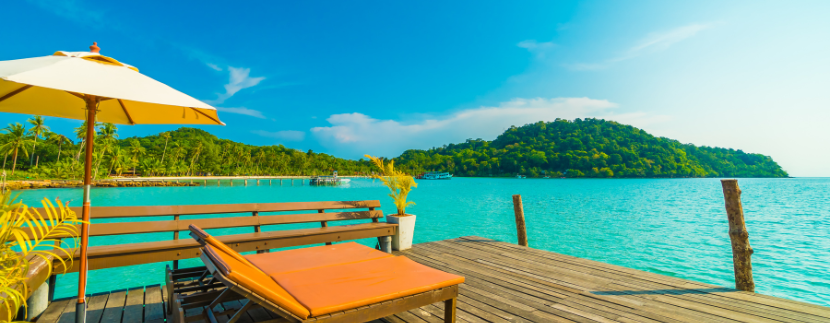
left=206, top=67, right=265, bottom=104
left=252, top=130, right=305, bottom=142
left=629, top=24, right=711, bottom=54
left=517, top=40, right=555, bottom=50
left=567, top=23, right=713, bottom=70
left=311, top=97, right=669, bottom=158
left=517, top=40, right=556, bottom=58
left=206, top=63, right=223, bottom=71
left=215, top=107, right=265, bottom=119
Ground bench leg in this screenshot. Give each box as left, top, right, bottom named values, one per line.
left=166, top=264, right=174, bottom=314
left=444, top=298, right=456, bottom=323
left=47, top=275, right=56, bottom=302
left=378, top=236, right=392, bottom=253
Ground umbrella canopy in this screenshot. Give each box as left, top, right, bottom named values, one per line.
left=0, top=48, right=223, bottom=125
left=0, top=43, right=223, bottom=323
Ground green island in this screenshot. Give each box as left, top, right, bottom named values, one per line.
left=394, top=118, right=788, bottom=178
left=1, top=117, right=786, bottom=180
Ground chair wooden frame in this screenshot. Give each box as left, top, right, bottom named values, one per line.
left=174, top=251, right=459, bottom=323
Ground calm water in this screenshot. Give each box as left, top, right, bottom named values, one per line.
left=13, top=177, right=830, bottom=306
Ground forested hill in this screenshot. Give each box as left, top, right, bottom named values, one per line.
left=104, top=128, right=376, bottom=176
left=3, top=124, right=375, bottom=179
left=393, top=118, right=788, bottom=178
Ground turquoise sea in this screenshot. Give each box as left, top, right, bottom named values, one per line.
left=12, top=177, right=830, bottom=306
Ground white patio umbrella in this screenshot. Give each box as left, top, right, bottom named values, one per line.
left=0, top=43, right=224, bottom=323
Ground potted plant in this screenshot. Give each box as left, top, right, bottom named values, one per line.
left=0, top=190, right=82, bottom=321
left=365, top=155, right=418, bottom=250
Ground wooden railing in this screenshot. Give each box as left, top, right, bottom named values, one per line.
left=23, top=200, right=395, bottom=274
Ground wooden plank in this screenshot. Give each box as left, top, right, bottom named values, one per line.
left=87, top=293, right=111, bottom=323
left=405, top=249, right=687, bottom=323
left=445, top=238, right=830, bottom=322
left=424, top=240, right=732, bottom=323
left=219, top=300, right=253, bottom=323
left=401, top=306, right=443, bottom=323
left=14, top=211, right=383, bottom=240
left=405, top=248, right=570, bottom=301
left=122, top=287, right=145, bottom=323
left=32, top=200, right=381, bottom=218
left=416, top=240, right=746, bottom=323
left=37, top=297, right=71, bottom=323
left=242, top=299, right=274, bottom=322
left=393, top=311, right=429, bottom=323
left=55, top=298, right=77, bottom=323
left=54, top=223, right=397, bottom=272
left=144, top=285, right=166, bottom=323
left=101, top=289, right=128, bottom=323
left=441, top=239, right=829, bottom=322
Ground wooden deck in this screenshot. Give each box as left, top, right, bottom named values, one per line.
left=39, top=236, right=830, bottom=323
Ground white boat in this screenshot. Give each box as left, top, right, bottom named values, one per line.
left=421, top=172, right=453, bottom=180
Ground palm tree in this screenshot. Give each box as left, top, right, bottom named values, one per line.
left=128, top=139, right=146, bottom=176
left=149, top=158, right=165, bottom=176
left=48, top=133, right=71, bottom=163
left=27, top=116, right=49, bottom=167
left=256, top=150, right=266, bottom=175
left=93, top=123, right=118, bottom=179
left=74, top=121, right=98, bottom=161
left=107, top=146, right=126, bottom=176
left=188, top=141, right=203, bottom=176
left=1, top=123, right=34, bottom=175
left=160, top=132, right=171, bottom=164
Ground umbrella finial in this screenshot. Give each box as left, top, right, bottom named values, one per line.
left=90, top=42, right=100, bottom=53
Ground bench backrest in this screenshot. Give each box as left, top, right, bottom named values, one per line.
left=21, top=200, right=382, bottom=240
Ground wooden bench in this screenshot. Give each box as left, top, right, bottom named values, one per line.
left=23, top=200, right=396, bottom=300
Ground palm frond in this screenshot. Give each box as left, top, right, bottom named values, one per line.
left=0, top=189, right=83, bottom=321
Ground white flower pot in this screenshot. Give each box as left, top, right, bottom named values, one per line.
left=386, top=214, right=416, bottom=251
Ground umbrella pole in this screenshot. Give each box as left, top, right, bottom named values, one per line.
left=76, top=95, right=97, bottom=323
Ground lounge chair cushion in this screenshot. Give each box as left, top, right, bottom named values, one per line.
left=271, top=256, right=465, bottom=317
left=245, top=242, right=393, bottom=275
left=203, top=245, right=311, bottom=319
left=190, top=224, right=256, bottom=267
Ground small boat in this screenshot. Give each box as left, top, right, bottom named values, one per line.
left=516, top=174, right=526, bottom=179
left=421, top=172, right=453, bottom=180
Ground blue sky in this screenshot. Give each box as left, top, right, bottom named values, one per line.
left=2, top=1, right=829, bottom=176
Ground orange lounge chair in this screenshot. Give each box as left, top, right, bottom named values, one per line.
left=178, top=225, right=464, bottom=323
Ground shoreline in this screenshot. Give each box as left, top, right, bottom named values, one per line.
left=2, top=176, right=370, bottom=190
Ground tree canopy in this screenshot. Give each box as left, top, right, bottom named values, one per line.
left=0, top=117, right=788, bottom=180
left=392, top=118, right=788, bottom=178
left=1, top=121, right=375, bottom=180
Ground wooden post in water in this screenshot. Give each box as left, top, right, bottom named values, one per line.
left=217, top=179, right=220, bottom=186
left=720, top=179, right=755, bottom=292
left=511, top=194, right=528, bottom=247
